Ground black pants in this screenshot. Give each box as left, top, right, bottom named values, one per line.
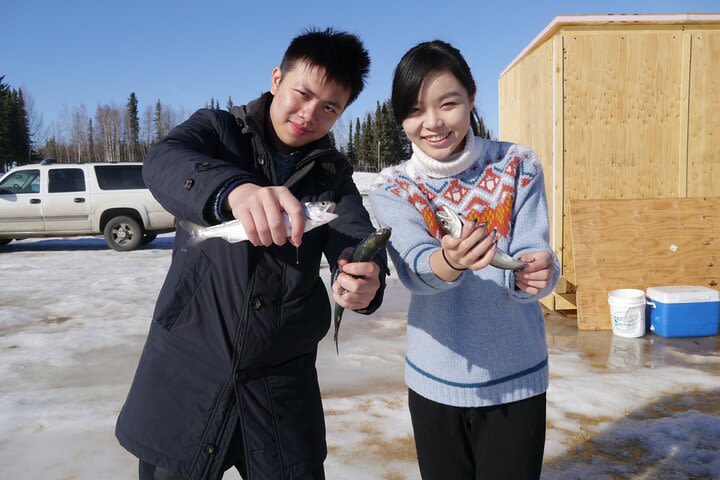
left=408, top=389, right=546, bottom=480
left=139, top=420, right=247, bottom=480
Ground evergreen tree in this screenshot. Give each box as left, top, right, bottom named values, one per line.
left=126, top=92, right=140, bottom=161
left=353, top=117, right=361, bottom=167
left=0, top=77, right=12, bottom=170
left=360, top=113, right=376, bottom=171
left=0, top=78, right=33, bottom=169
left=88, top=118, right=96, bottom=160
left=154, top=100, right=164, bottom=141
left=345, top=121, right=355, bottom=167
left=474, top=113, right=491, bottom=139
left=43, top=135, right=58, bottom=160
left=15, top=89, right=31, bottom=165
left=227, top=96, right=234, bottom=111
left=0, top=88, right=31, bottom=168
left=385, top=100, right=411, bottom=161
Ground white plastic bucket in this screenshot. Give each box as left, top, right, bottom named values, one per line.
left=608, top=289, right=647, bottom=338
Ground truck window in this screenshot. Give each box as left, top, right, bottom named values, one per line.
left=0, top=169, right=41, bottom=194
left=94, top=165, right=146, bottom=190
left=48, top=168, right=86, bottom=193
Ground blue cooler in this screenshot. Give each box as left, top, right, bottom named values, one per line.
left=646, top=286, right=720, bottom=338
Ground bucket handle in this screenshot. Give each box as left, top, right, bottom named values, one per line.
left=646, top=300, right=656, bottom=309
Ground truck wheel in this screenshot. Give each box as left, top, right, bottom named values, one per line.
left=104, top=216, right=143, bottom=252
left=142, top=233, right=157, bottom=245
left=0, top=239, right=12, bottom=246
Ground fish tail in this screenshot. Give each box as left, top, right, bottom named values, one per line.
left=178, top=220, right=205, bottom=248
left=333, top=303, right=344, bottom=355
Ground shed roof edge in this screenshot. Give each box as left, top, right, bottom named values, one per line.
left=499, top=12, right=720, bottom=77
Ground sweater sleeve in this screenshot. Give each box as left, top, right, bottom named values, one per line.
left=369, top=176, right=464, bottom=296
left=503, top=147, right=560, bottom=302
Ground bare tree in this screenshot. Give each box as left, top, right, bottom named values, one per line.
left=22, top=90, right=46, bottom=155
left=70, top=104, right=89, bottom=161
left=95, top=104, right=124, bottom=162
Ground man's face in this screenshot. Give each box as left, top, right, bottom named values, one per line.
left=269, top=61, right=351, bottom=149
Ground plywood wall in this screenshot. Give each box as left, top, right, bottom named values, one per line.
left=499, top=39, right=555, bottom=203
left=570, top=197, right=720, bottom=330
left=562, top=26, right=686, bottom=284
left=498, top=38, right=558, bottom=307
left=688, top=28, right=720, bottom=197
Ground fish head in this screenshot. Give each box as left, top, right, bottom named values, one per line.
left=367, top=227, right=392, bottom=247
left=302, top=201, right=339, bottom=228
left=375, top=227, right=392, bottom=242
left=436, top=208, right=463, bottom=238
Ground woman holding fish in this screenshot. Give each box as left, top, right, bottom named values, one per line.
left=369, top=40, right=559, bottom=480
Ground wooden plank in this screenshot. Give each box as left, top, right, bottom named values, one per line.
left=570, top=197, right=720, bottom=330
left=552, top=33, right=565, bottom=287
left=555, top=276, right=576, bottom=294
left=554, top=292, right=577, bottom=310
left=687, top=28, right=720, bottom=197
left=678, top=29, right=691, bottom=197
left=540, top=294, right=555, bottom=310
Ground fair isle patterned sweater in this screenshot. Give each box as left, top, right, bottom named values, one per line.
left=369, top=132, right=559, bottom=407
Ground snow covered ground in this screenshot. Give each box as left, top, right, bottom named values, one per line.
left=1, top=182, right=719, bottom=479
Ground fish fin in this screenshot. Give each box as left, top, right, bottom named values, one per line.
left=178, top=220, right=205, bottom=248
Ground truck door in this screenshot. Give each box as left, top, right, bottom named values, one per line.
left=43, top=167, right=92, bottom=232
left=0, top=168, right=44, bottom=233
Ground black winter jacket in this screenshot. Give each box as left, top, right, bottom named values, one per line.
left=116, top=93, right=387, bottom=479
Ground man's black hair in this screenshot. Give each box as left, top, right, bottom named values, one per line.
left=280, top=27, right=370, bottom=107
left=391, top=40, right=482, bottom=135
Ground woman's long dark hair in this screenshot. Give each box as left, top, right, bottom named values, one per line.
left=391, top=40, right=482, bottom=136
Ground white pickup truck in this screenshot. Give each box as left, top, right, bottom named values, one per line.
left=0, top=162, right=175, bottom=251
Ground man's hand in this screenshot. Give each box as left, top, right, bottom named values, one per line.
left=514, top=251, right=555, bottom=295
left=332, top=258, right=381, bottom=310
left=225, top=184, right=305, bottom=247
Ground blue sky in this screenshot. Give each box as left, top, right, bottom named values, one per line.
left=2, top=0, right=716, bottom=143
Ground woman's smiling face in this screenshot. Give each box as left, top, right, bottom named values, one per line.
left=401, top=70, right=474, bottom=161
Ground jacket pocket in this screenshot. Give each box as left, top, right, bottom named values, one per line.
left=154, top=249, right=212, bottom=331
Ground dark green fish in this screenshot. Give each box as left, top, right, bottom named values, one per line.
left=333, top=227, right=392, bottom=354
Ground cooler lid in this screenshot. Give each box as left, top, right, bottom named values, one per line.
left=646, top=286, right=720, bottom=303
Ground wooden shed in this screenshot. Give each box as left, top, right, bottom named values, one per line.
left=499, top=13, right=720, bottom=329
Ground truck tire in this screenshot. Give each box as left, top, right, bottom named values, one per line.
left=0, top=239, right=12, bottom=246
left=142, top=233, right=157, bottom=245
left=104, top=216, right=143, bottom=252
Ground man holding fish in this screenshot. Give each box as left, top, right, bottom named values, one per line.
left=116, top=28, right=388, bottom=480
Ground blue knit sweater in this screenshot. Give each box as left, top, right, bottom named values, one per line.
left=369, top=135, right=559, bottom=407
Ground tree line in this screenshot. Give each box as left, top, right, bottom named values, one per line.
left=1, top=74, right=491, bottom=173
left=0, top=76, right=32, bottom=172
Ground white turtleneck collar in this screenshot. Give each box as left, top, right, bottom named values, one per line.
left=407, top=129, right=481, bottom=178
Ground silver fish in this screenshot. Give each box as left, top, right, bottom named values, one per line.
left=436, top=208, right=525, bottom=271
left=180, top=201, right=338, bottom=245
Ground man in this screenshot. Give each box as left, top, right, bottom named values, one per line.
left=116, top=28, right=386, bottom=480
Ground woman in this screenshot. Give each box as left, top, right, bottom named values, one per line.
left=369, top=40, right=559, bottom=479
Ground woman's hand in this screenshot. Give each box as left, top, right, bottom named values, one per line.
left=514, top=251, right=555, bottom=295
left=431, top=221, right=497, bottom=281
left=441, top=220, right=497, bottom=271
